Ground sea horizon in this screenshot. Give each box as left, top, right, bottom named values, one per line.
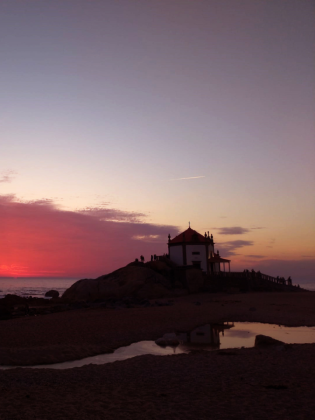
left=0, top=277, right=78, bottom=299
left=0, top=276, right=314, bottom=299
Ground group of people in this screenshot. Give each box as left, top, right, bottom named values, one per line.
left=276, top=276, right=292, bottom=286
left=243, top=269, right=293, bottom=286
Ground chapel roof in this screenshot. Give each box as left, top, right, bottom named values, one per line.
left=169, top=227, right=211, bottom=244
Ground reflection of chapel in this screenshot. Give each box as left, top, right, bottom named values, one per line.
left=168, top=226, right=230, bottom=275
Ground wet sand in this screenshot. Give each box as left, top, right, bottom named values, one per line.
left=1, top=292, right=315, bottom=419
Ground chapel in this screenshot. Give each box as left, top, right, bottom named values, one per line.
left=168, top=226, right=230, bottom=275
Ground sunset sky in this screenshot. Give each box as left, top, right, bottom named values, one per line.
left=1, top=0, right=314, bottom=282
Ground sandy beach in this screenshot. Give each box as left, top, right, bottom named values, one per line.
left=1, top=291, right=315, bottom=419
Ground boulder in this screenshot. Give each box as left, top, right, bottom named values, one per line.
left=255, top=335, right=285, bottom=347
left=61, top=265, right=171, bottom=302
left=45, top=290, right=59, bottom=298
left=2, top=294, right=25, bottom=305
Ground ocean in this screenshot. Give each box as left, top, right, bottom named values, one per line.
left=0, top=278, right=77, bottom=299
left=0, top=277, right=314, bottom=300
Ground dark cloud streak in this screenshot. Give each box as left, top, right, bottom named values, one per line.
left=0, top=170, right=16, bottom=184
left=216, top=226, right=251, bottom=235
left=245, top=255, right=266, bottom=259
left=216, top=240, right=254, bottom=257
left=79, top=206, right=146, bottom=223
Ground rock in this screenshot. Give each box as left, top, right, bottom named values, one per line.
left=45, top=290, right=59, bottom=298
left=255, top=335, right=285, bottom=347
left=70, top=301, right=86, bottom=310
left=145, top=260, right=177, bottom=281
left=3, top=294, right=25, bottom=305
left=62, top=266, right=171, bottom=302
left=136, top=283, right=169, bottom=300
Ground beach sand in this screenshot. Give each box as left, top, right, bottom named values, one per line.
left=0, top=292, right=315, bottom=419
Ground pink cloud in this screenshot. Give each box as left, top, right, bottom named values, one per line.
left=0, top=195, right=179, bottom=278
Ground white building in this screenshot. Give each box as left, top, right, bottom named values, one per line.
left=168, top=226, right=230, bottom=274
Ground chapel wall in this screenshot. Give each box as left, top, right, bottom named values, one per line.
left=186, top=244, right=207, bottom=271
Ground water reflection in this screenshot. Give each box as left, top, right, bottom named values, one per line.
left=156, top=322, right=315, bottom=351
left=175, top=322, right=234, bottom=350
left=0, top=341, right=187, bottom=371
left=1, top=322, right=315, bottom=370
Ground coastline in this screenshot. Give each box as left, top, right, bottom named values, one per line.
left=0, top=277, right=76, bottom=299
left=0, top=276, right=314, bottom=300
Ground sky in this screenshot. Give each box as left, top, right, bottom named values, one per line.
left=0, top=0, right=314, bottom=281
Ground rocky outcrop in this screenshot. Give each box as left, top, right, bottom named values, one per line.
left=255, top=334, right=285, bottom=347
left=1, top=294, right=25, bottom=305
left=61, top=265, right=172, bottom=302
left=45, top=290, right=59, bottom=298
